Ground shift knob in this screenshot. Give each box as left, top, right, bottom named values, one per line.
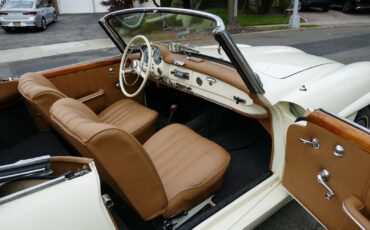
left=170, top=104, right=178, bottom=113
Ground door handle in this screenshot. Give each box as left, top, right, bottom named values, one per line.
left=300, top=137, right=320, bottom=149
left=342, top=196, right=370, bottom=230
left=317, top=169, right=335, bottom=200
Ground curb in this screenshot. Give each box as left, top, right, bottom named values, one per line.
left=0, top=38, right=115, bottom=64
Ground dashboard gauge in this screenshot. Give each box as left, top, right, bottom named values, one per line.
left=153, top=48, right=163, bottom=65
left=142, top=47, right=149, bottom=64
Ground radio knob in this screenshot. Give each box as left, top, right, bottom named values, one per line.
left=196, top=77, right=203, bottom=86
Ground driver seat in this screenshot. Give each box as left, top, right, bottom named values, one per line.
left=18, top=72, right=158, bottom=143
left=50, top=98, right=230, bottom=221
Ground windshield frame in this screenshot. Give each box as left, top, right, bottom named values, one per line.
left=99, top=7, right=264, bottom=94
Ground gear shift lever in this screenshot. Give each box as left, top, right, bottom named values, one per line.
left=168, top=104, right=177, bottom=124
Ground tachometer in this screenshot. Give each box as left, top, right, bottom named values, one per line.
left=142, top=47, right=149, bottom=64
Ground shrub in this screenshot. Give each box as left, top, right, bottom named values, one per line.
left=101, top=0, right=133, bottom=12
left=279, top=0, right=292, bottom=10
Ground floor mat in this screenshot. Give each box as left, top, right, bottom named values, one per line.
left=0, top=131, right=70, bottom=165
left=213, top=140, right=271, bottom=203
left=0, top=101, right=38, bottom=149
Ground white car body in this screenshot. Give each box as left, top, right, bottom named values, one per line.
left=1, top=8, right=370, bottom=230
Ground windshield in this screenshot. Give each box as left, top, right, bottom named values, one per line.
left=108, top=12, right=228, bottom=61
left=3, top=1, right=34, bottom=9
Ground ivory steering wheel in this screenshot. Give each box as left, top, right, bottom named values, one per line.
left=119, top=35, right=152, bottom=98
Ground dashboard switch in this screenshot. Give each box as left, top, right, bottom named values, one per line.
left=157, top=68, right=162, bottom=76
left=171, top=69, right=190, bottom=80
left=233, top=96, right=246, bottom=104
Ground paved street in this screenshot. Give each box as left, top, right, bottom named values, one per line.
left=0, top=25, right=369, bottom=79
left=0, top=14, right=107, bottom=50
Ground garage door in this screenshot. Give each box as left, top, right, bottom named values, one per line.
left=58, top=0, right=94, bottom=14
left=93, top=0, right=108, bottom=13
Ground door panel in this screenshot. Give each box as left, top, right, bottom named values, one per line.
left=40, top=56, right=143, bottom=113
left=283, top=110, right=370, bottom=229
left=0, top=80, right=21, bottom=106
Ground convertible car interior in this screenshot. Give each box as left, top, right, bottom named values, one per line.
left=0, top=10, right=274, bottom=230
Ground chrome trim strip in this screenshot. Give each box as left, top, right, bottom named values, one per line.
left=0, top=176, right=67, bottom=205
left=0, top=168, right=46, bottom=181
left=78, top=89, right=105, bottom=103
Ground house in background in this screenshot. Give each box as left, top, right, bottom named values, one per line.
left=52, top=0, right=156, bottom=14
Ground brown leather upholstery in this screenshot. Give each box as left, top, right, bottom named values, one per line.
left=50, top=98, right=230, bottom=220
left=18, top=73, right=157, bottom=143
left=99, top=99, right=157, bottom=143
left=18, top=72, right=67, bottom=122
left=144, top=124, right=230, bottom=217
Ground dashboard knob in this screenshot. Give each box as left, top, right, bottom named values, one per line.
left=196, top=77, right=203, bottom=86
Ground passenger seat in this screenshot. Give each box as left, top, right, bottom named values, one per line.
left=50, top=97, right=230, bottom=221
left=18, top=72, right=157, bottom=143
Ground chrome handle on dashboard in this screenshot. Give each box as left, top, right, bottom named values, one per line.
left=317, top=169, right=335, bottom=200
left=206, top=77, right=216, bottom=86
left=299, top=137, right=320, bottom=149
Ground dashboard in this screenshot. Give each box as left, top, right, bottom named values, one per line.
left=141, top=44, right=267, bottom=118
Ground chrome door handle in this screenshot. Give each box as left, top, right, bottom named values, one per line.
left=317, top=169, right=335, bottom=200
left=299, top=137, right=320, bottom=149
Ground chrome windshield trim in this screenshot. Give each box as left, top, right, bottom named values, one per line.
left=0, top=176, right=67, bottom=205
left=99, top=7, right=264, bottom=94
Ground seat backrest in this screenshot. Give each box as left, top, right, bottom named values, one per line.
left=50, top=98, right=168, bottom=220
left=18, top=72, right=66, bottom=123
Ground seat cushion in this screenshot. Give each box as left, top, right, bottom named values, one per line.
left=143, top=124, right=230, bottom=217
left=99, top=99, right=158, bottom=143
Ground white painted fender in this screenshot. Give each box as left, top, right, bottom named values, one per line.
left=281, top=62, right=370, bottom=117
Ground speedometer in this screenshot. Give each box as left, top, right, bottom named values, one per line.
left=153, top=48, right=162, bottom=65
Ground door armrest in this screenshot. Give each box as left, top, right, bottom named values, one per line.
left=78, top=89, right=105, bottom=103
left=342, top=196, right=370, bottom=229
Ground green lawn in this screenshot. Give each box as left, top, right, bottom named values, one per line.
left=205, top=8, right=289, bottom=26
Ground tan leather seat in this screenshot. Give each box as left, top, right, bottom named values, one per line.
left=18, top=72, right=157, bottom=143
left=18, top=72, right=66, bottom=122
left=50, top=98, right=230, bottom=221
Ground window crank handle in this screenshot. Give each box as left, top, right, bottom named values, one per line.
left=317, top=169, right=335, bottom=200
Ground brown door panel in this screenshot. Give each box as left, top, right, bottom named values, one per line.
left=40, top=56, right=143, bottom=113
left=283, top=110, right=370, bottom=229
left=0, top=80, right=21, bottom=107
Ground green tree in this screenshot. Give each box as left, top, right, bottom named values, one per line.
left=101, top=0, right=134, bottom=12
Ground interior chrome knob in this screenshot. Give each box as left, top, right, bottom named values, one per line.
left=333, top=145, right=344, bottom=157
left=299, top=137, right=320, bottom=149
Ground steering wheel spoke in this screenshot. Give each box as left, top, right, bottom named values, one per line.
left=119, top=35, right=152, bottom=98
left=124, top=67, right=133, bottom=74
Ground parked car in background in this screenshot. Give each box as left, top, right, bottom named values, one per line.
left=0, top=0, right=57, bottom=32
left=295, top=0, right=333, bottom=11
left=332, top=0, right=370, bottom=13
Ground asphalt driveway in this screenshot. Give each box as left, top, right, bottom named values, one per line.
left=0, top=14, right=108, bottom=50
